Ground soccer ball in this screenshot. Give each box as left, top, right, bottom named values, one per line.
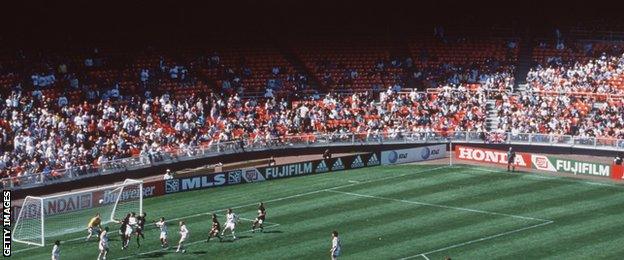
left=99, top=199, right=104, bottom=204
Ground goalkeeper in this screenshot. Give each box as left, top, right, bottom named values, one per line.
left=86, top=213, right=102, bottom=241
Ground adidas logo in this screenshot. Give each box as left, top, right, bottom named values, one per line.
left=332, top=158, right=345, bottom=171
left=351, top=155, right=364, bottom=168
left=367, top=153, right=380, bottom=166
left=316, top=160, right=329, bottom=173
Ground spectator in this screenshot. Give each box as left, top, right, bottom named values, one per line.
left=164, top=169, right=174, bottom=180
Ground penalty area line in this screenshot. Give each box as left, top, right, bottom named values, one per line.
left=327, top=190, right=552, bottom=222
left=397, top=220, right=554, bottom=260
left=14, top=165, right=451, bottom=255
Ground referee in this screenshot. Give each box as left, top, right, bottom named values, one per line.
left=507, top=147, right=516, bottom=172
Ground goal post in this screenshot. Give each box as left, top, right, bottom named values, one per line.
left=13, top=179, right=143, bottom=247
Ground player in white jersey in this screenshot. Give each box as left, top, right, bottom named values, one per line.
left=155, top=217, right=169, bottom=248
left=123, top=221, right=134, bottom=250
left=128, top=212, right=138, bottom=228
left=98, top=227, right=109, bottom=260
left=220, top=208, right=239, bottom=240
left=176, top=221, right=189, bottom=253
left=51, top=240, right=60, bottom=260
left=330, top=230, right=341, bottom=260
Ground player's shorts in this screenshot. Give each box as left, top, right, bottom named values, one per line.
left=124, top=226, right=134, bottom=236
left=180, top=234, right=188, bottom=242
left=225, top=222, right=236, bottom=230
left=332, top=250, right=341, bottom=257
left=88, top=227, right=99, bottom=234
left=160, top=231, right=167, bottom=240
left=99, top=243, right=108, bottom=251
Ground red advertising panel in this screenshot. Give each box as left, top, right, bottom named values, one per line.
left=611, top=164, right=623, bottom=180
left=455, top=145, right=531, bottom=168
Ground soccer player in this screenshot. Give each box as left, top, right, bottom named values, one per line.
left=207, top=214, right=222, bottom=243
left=117, top=213, right=131, bottom=250
left=330, top=230, right=341, bottom=260
left=98, top=227, right=109, bottom=260
left=176, top=221, right=189, bottom=253
left=86, top=213, right=102, bottom=241
left=129, top=212, right=138, bottom=228
left=135, top=212, right=147, bottom=248
left=51, top=240, right=60, bottom=260
left=221, top=208, right=239, bottom=240
left=155, top=217, right=169, bottom=248
left=251, top=202, right=266, bottom=233
left=507, top=147, right=516, bottom=172
left=123, top=220, right=134, bottom=250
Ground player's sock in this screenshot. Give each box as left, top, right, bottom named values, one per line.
left=232, top=231, right=236, bottom=240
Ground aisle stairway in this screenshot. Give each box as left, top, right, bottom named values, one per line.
left=485, top=99, right=499, bottom=131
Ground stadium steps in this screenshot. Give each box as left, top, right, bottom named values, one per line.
left=513, top=31, right=534, bottom=92
left=274, top=41, right=322, bottom=91
left=485, top=99, right=500, bottom=131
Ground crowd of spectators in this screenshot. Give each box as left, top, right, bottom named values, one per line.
left=3, top=38, right=624, bottom=185
left=496, top=92, right=624, bottom=139
left=527, top=43, right=624, bottom=94
left=0, top=82, right=488, bottom=184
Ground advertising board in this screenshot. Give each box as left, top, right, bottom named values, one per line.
left=381, top=145, right=447, bottom=165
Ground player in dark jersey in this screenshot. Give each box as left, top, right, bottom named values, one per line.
left=135, top=212, right=147, bottom=248
left=507, top=147, right=516, bottom=172
left=207, top=214, right=223, bottom=243
left=252, top=202, right=266, bottom=233
left=118, top=213, right=131, bottom=250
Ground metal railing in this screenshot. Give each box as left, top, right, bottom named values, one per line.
left=5, top=131, right=624, bottom=190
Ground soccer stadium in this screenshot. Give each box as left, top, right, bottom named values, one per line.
left=4, top=1, right=624, bottom=259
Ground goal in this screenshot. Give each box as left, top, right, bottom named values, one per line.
left=13, top=179, right=143, bottom=247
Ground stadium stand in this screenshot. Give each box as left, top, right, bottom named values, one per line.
left=2, top=35, right=624, bottom=188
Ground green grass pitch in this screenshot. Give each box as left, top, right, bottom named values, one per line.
left=12, top=164, right=624, bottom=259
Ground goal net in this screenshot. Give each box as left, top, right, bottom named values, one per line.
left=13, top=179, right=143, bottom=247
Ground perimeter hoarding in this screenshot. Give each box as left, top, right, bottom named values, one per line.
left=165, top=152, right=381, bottom=194
left=381, top=144, right=447, bottom=165
left=455, top=145, right=532, bottom=168
left=456, top=145, right=612, bottom=178
left=531, top=154, right=610, bottom=177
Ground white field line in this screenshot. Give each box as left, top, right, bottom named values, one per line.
left=420, top=254, right=431, bottom=260
left=399, top=221, right=554, bottom=260
left=113, top=222, right=282, bottom=260
left=466, top=165, right=624, bottom=188
left=328, top=190, right=553, bottom=222
left=14, top=165, right=451, bottom=254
